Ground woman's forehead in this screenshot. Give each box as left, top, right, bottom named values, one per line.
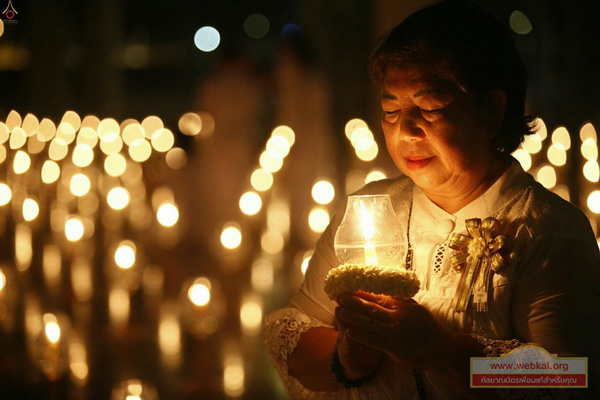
left=382, top=65, right=456, bottom=98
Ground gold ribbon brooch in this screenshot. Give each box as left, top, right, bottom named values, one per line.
left=448, top=217, right=510, bottom=312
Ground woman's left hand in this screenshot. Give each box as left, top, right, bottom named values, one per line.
left=336, top=291, right=454, bottom=372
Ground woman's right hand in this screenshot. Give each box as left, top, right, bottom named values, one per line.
left=335, top=304, right=383, bottom=380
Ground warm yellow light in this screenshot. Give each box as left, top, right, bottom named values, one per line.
left=122, top=123, right=145, bottom=145
left=65, top=216, right=85, bottom=242
left=81, top=115, right=100, bottom=130
left=223, top=354, right=245, bottom=397
left=159, top=304, right=181, bottom=363
left=311, top=180, right=335, bottom=205
left=157, top=203, right=179, bottom=227
left=259, top=150, right=283, bottom=173
left=547, top=144, right=567, bottom=166
left=22, top=113, right=39, bottom=137
left=13, top=150, right=31, bottom=174
left=355, top=140, right=379, bottom=161
left=56, top=122, right=76, bottom=144
left=151, top=186, right=174, bottom=210
left=71, top=144, right=94, bottom=168
left=49, top=138, right=69, bottom=160
left=365, top=169, right=387, bottom=184
left=266, top=199, right=290, bottom=236
left=141, top=115, right=164, bottom=139
left=69, top=340, right=89, bottom=384
left=250, top=169, right=273, bottom=192
left=107, top=187, right=130, bottom=210
left=344, top=118, right=368, bottom=140
left=99, top=135, right=123, bottom=156
left=588, top=190, right=600, bottom=214
left=40, top=160, right=60, bottom=184
left=521, top=135, right=542, bottom=154
left=109, top=287, right=130, bottom=327
left=0, top=182, right=11, bottom=206
left=70, top=173, right=91, bottom=197
left=579, top=122, right=597, bottom=142
left=251, top=259, right=273, bottom=292
left=261, top=230, right=284, bottom=254
left=239, top=191, right=262, bottom=215
left=581, top=138, right=598, bottom=161
left=551, top=127, right=571, bottom=150
left=97, top=118, right=120, bottom=141
left=350, top=127, right=374, bottom=150
left=511, top=148, right=532, bottom=171
left=104, top=153, right=127, bottom=177
left=9, top=127, right=26, bottom=149
left=150, top=128, right=175, bottom=153
left=533, top=118, right=548, bottom=141
left=71, top=258, right=93, bottom=302
left=128, top=138, right=152, bottom=162
left=115, top=241, right=136, bottom=269
left=5, top=110, right=21, bottom=131
left=0, top=270, right=5, bottom=291
left=240, top=296, right=262, bottom=335
left=22, top=198, right=40, bottom=221
left=308, top=206, right=330, bottom=233
left=76, top=127, right=98, bottom=148
left=188, top=281, right=211, bottom=306
left=27, top=134, right=45, bottom=154
left=266, top=136, right=291, bottom=159
left=221, top=223, right=242, bottom=249
left=583, top=160, right=600, bottom=182
left=301, top=251, right=312, bottom=275
left=38, top=118, right=57, bottom=142
left=165, top=148, right=188, bottom=169
left=536, top=165, right=556, bottom=189
left=15, top=223, right=32, bottom=272
left=197, top=111, right=215, bottom=138
left=45, top=319, right=61, bottom=344
left=61, top=110, right=81, bottom=133
left=271, top=125, right=295, bottom=146
left=178, top=112, right=202, bottom=136
left=0, top=123, right=8, bottom=143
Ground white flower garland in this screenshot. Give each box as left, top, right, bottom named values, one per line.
left=324, top=264, right=421, bottom=301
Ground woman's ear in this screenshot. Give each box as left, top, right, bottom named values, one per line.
left=485, top=89, right=506, bottom=136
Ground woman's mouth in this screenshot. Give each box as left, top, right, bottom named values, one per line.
left=404, top=156, right=434, bottom=170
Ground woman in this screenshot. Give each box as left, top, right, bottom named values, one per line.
left=264, top=1, right=600, bottom=398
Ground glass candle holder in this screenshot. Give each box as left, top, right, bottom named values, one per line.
left=334, top=194, right=406, bottom=268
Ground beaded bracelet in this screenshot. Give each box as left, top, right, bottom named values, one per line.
left=330, top=347, right=374, bottom=389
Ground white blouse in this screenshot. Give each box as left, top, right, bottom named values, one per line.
left=264, top=160, right=600, bottom=399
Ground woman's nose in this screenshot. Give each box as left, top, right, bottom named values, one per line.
left=398, top=112, right=424, bottom=142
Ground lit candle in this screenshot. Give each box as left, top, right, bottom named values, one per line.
left=359, top=201, right=378, bottom=266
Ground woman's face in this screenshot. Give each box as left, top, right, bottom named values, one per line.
left=381, top=64, right=497, bottom=196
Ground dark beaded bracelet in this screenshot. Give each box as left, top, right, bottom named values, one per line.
left=330, top=347, right=374, bottom=389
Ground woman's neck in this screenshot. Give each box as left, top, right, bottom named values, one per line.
left=422, top=158, right=507, bottom=215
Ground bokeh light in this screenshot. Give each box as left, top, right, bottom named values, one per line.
left=365, top=169, right=388, bottom=184
left=580, top=122, right=597, bottom=142
left=259, top=151, right=283, bottom=173
left=271, top=125, right=295, bottom=147
left=41, top=160, right=61, bottom=184
left=107, top=187, right=130, bottom=210
left=536, top=165, right=557, bottom=189
left=311, top=180, right=335, bottom=205
left=511, top=148, right=532, bottom=171
left=188, top=280, right=211, bottom=307
left=581, top=138, right=598, bottom=161
left=194, top=26, right=220, bottom=52
left=157, top=203, right=179, bottom=227
left=165, top=148, right=188, bottom=170
left=72, top=144, right=94, bottom=168
left=129, top=138, right=152, bottom=162
left=104, top=153, right=127, bottom=177
left=239, top=191, right=262, bottom=216
left=308, top=206, right=330, bottom=233
left=221, top=223, right=242, bottom=250
left=0, top=182, right=11, bottom=206
left=151, top=128, right=175, bottom=152
left=551, top=127, right=571, bottom=150
left=240, top=295, right=262, bottom=335
left=115, top=241, right=136, bottom=269
left=70, top=173, right=91, bottom=197
left=509, top=10, right=533, bottom=35
left=178, top=112, right=202, bottom=136
left=583, top=160, right=600, bottom=182
left=244, top=13, right=270, bottom=39
left=300, top=251, right=312, bottom=275
left=261, top=230, right=284, bottom=254
left=65, top=216, right=85, bottom=242
left=250, top=169, right=273, bottom=192
left=344, top=118, right=368, bottom=141
left=22, top=198, right=40, bottom=221
left=13, top=150, right=31, bottom=174
left=547, top=144, right=567, bottom=167
left=588, top=190, right=600, bottom=214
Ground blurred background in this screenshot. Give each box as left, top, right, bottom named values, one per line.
left=0, top=0, right=598, bottom=399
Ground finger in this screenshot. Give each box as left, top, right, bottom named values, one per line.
left=338, top=294, right=394, bottom=322
left=354, top=291, right=400, bottom=310
left=337, top=308, right=389, bottom=337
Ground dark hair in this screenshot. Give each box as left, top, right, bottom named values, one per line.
left=369, top=0, right=536, bottom=155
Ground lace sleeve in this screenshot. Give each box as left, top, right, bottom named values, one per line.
left=263, top=307, right=341, bottom=400
left=471, top=335, right=557, bottom=400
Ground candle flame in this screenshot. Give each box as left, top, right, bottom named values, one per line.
left=359, top=201, right=375, bottom=241
left=45, top=321, right=61, bottom=344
